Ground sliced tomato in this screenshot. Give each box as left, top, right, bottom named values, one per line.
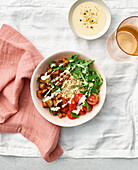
left=82, top=104, right=93, bottom=112
left=69, top=98, right=76, bottom=111
left=74, top=93, right=83, bottom=103
left=67, top=110, right=77, bottom=120
left=61, top=97, right=68, bottom=108
left=60, top=106, right=69, bottom=113
left=79, top=110, right=86, bottom=115
left=87, top=93, right=99, bottom=105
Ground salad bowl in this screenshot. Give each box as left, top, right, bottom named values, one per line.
left=30, top=51, right=106, bottom=127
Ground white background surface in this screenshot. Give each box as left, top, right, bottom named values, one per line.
left=0, top=0, right=138, bottom=168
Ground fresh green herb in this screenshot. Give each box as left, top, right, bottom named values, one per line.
left=60, top=67, right=66, bottom=71
left=52, top=86, right=62, bottom=92
left=37, top=77, right=40, bottom=82
left=49, top=81, right=55, bottom=88
left=53, top=113, right=57, bottom=116
left=84, top=101, right=90, bottom=111
left=49, top=108, right=53, bottom=114
left=71, top=112, right=79, bottom=117
left=79, top=101, right=90, bottom=111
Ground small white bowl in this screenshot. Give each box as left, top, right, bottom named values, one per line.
left=30, top=51, right=106, bottom=127
left=68, top=0, right=111, bottom=40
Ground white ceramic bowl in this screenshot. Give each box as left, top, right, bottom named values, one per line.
left=68, top=0, right=111, bottom=40
left=30, top=51, right=106, bottom=127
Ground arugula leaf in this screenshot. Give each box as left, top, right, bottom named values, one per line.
left=80, top=72, right=87, bottom=82
left=76, top=85, right=84, bottom=89
left=80, top=91, right=86, bottom=95
left=71, top=112, right=79, bottom=117
left=37, top=77, right=40, bottom=82
left=98, top=82, right=103, bottom=86
left=67, top=54, right=78, bottom=61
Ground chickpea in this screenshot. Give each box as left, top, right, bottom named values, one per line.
left=65, top=75, right=70, bottom=80
left=62, top=58, right=66, bottom=62
left=63, top=63, right=66, bottom=67
left=58, top=113, right=63, bottom=118
left=62, top=113, right=66, bottom=117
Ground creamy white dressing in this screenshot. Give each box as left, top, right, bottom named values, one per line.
left=59, top=63, right=64, bottom=67
left=43, top=91, right=54, bottom=101
left=78, top=95, right=86, bottom=104
left=77, top=64, right=84, bottom=68
left=51, top=63, right=56, bottom=68
left=41, top=70, right=55, bottom=81
left=72, top=105, right=82, bottom=115
left=56, top=99, right=62, bottom=106
left=51, top=69, right=70, bottom=83
left=77, top=64, right=87, bottom=74
left=50, top=107, right=60, bottom=111
left=55, top=81, right=59, bottom=86
left=43, top=88, right=61, bottom=101
left=69, top=60, right=74, bottom=62
left=51, top=76, right=59, bottom=82
left=41, top=74, right=50, bottom=81
left=60, top=78, right=64, bottom=81
left=89, top=82, right=93, bottom=86
left=62, top=103, right=68, bottom=108
left=84, top=81, right=88, bottom=85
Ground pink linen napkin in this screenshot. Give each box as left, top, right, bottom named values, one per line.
left=0, top=24, right=63, bottom=162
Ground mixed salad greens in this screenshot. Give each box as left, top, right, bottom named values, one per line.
left=66, top=55, right=103, bottom=96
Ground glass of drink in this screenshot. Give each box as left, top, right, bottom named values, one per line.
left=107, top=16, right=138, bottom=61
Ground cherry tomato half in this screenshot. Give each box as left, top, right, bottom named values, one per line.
left=67, top=110, right=77, bottom=120
left=82, top=104, right=93, bottom=112
left=61, top=97, right=68, bottom=108
left=74, top=93, right=83, bottom=103
left=87, top=93, right=99, bottom=105
left=69, top=98, right=76, bottom=111
left=79, top=110, right=86, bottom=115
left=60, top=106, right=69, bottom=113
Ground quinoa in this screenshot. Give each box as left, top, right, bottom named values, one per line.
left=61, top=75, right=84, bottom=99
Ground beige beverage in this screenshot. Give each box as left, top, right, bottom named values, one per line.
left=117, top=24, right=138, bottom=55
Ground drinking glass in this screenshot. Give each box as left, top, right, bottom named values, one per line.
left=107, top=16, right=138, bottom=61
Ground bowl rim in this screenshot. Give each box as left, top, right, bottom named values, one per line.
left=68, top=0, right=111, bottom=40
left=30, top=50, right=106, bottom=127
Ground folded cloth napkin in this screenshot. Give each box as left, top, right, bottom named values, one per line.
left=0, top=24, right=63, bottom=162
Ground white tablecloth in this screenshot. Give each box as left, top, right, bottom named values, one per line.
left=0, top=0, right=138, bottom=158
